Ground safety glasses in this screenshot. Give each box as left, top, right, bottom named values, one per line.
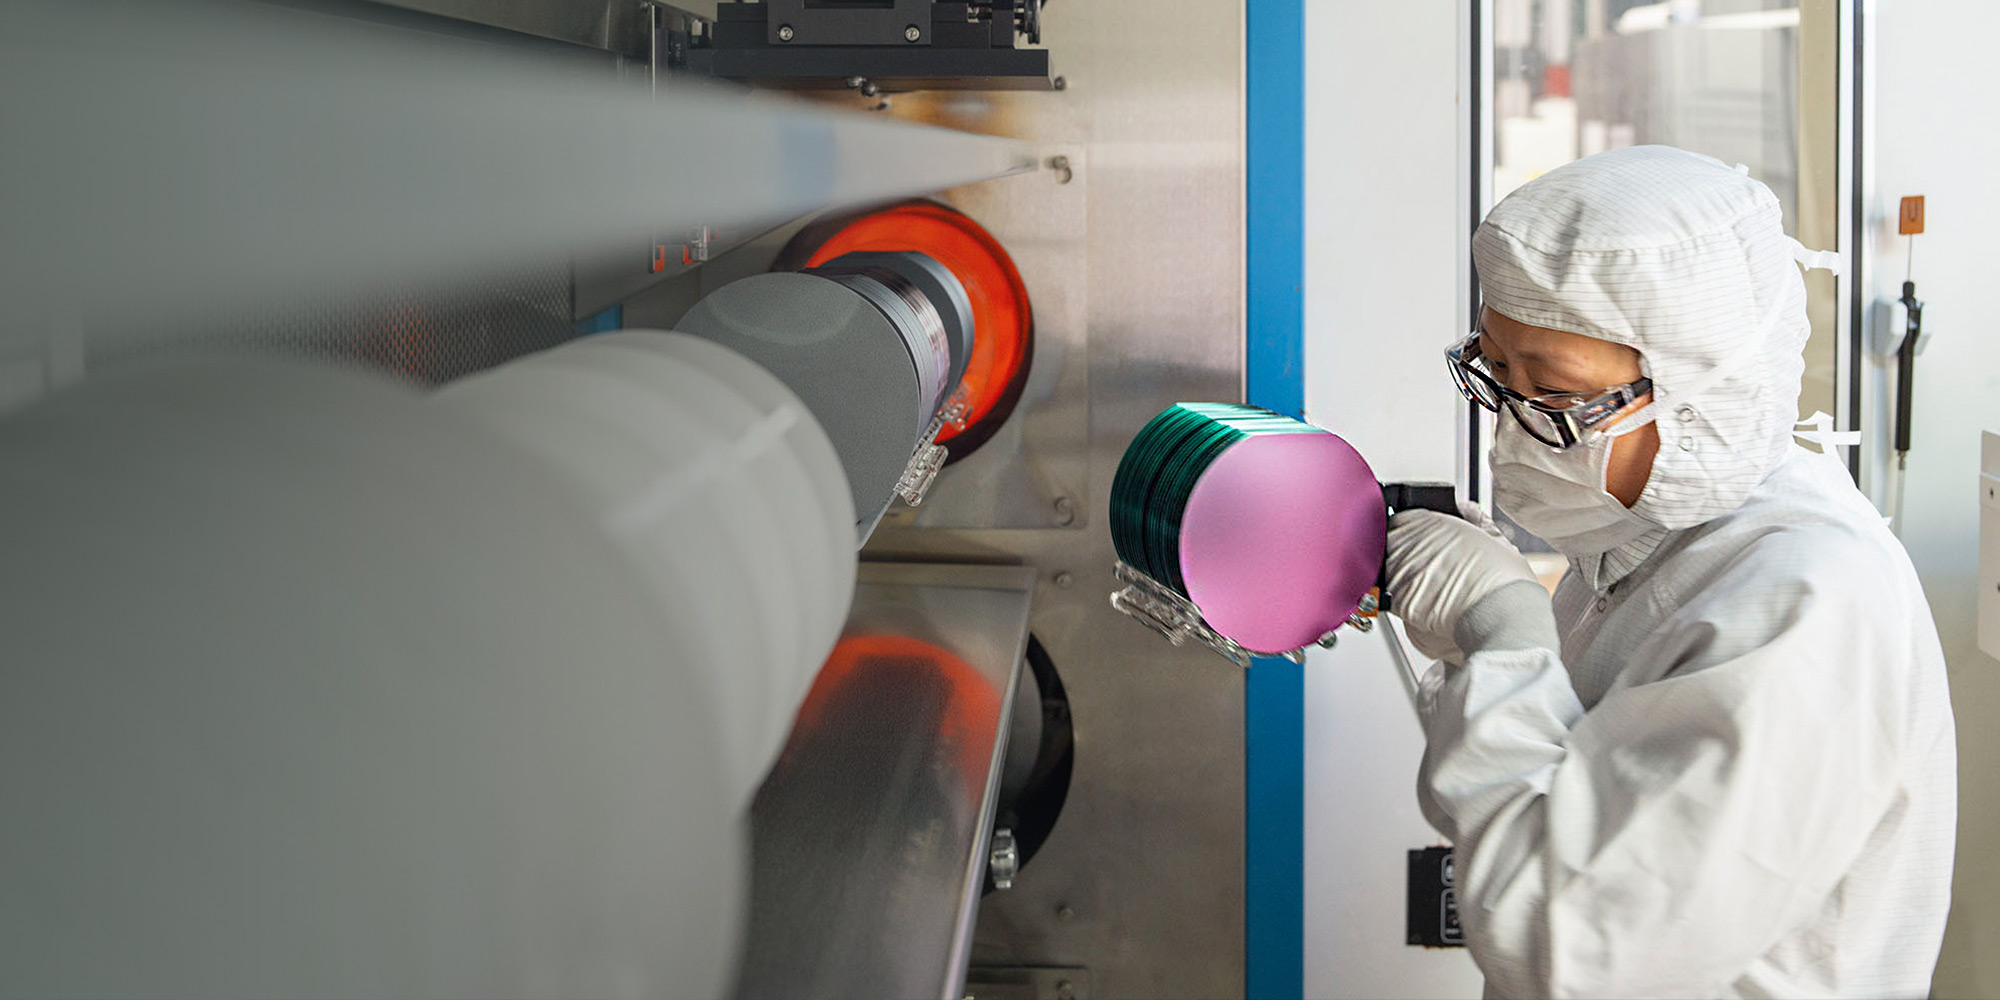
left=1445, top=330, right=1653, bottom=449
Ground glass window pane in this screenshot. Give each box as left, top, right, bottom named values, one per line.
left=1489, top=0, right=1839, bottom=420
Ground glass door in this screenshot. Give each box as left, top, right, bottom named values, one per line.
left=1482, top=0, right=1844, bottom=423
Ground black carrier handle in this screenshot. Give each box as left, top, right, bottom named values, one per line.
left=1375, top=482, right=1460, bottom=615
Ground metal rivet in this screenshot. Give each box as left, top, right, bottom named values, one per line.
left=1053, top=496, right=1076, bottom=525
left=904, top=23, right=922, bottom=42
left=1055, top=981, right=1077, bottom=1000
left=1680, top=436, right=1696, bottom=452
left=1056, top=903, right=1076, bottom=921
left=777, top=23, right=794, bottom=41
left=1054, top=571, right=1075, bottom=589
left=1596, top=597, right=1609, bottom=612
left=1048, top=155, right=1073, bottom=184
left=1677, top=404, right=1696, bottom=421
left=1053, top=75, right=1068, bottom=90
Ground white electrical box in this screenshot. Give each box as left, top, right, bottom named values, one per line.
left=1979, top=432, right=2000, bottom=661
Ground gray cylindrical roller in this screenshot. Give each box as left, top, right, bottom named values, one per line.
left=815, top=250, right=976, bottom=402
left=0, top=358, right=751, bottom=999
left=434, top=330, right=856, bottom=795
left=677, top=271, right=923, bottom=541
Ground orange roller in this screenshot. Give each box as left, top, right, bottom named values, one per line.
left=779, top=201, right=1033, bottom=456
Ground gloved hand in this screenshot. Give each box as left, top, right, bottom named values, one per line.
left=1384, top=507, right=1542, bottom=665
left=1452, top=497, right=1510, bottom=543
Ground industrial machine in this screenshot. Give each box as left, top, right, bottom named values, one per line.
left=0, top=0, right=1251, bottom=996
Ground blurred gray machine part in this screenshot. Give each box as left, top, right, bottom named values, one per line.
left=0, top=331, right=856, bottom=997
left=0, top=0, right=1029, bottom=367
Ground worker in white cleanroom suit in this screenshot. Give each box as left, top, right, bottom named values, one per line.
left=1383, top=145, right=1956, bottom=998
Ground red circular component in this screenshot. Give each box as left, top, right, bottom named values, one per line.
left=787, top=202, right=1032, bottom=449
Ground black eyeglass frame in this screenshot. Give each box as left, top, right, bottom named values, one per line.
left=1445, top=330, right=1654, bottom=449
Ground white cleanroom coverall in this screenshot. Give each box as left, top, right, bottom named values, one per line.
left=1389, top=146, right=1957, bottom=998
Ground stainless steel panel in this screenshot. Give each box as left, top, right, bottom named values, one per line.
left=856, top=1, right=1249, bottom=995
left=967, top=964, right=1092, bottom=1000
left=735, top=563, right=1034, bottom=1000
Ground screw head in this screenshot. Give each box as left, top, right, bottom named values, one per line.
left=1053, top=571, right=1075, bottom=589
left=1052, top=75, right=1068, bottom=90
left=844, top=75, right=865, bottom=89
left=1055, top=980, right=1076, bottom=1000
left=777, top=23, right=794, bottom=41
left=1052, top=496, right=1076, bottom=525
left=905, top=24, right=922, bottom=42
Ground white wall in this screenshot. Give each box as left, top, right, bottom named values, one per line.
left=1867, top=3, right=2000, bottom=996
left=1302, top=1, right=1485, bottom=996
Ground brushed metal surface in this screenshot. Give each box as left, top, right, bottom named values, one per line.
left=734, top=563, right=1033, bottom=1000
left=857, top=0, right=1249, bottom=994
left=967, top=964, right=1093, bottom=1000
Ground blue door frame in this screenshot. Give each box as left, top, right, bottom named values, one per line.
left=1245, top=0, right=1305, bottom=997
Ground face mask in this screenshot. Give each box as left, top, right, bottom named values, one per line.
left=1491, top=403, right=1660, bottom=557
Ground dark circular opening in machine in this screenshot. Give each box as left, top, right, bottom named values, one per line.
left=988, top=634, right=1072, bottom=892
left=777, top=200, right=1034, bottom=463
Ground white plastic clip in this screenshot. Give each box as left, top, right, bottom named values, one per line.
left=1108, top=561, right=1254, bottom=669
left=894, top=385, right=974, bottom=507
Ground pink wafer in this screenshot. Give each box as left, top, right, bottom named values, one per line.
left=1177, top=432, right=1387, bottom=654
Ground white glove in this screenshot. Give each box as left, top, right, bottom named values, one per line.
left=1454, top=498, right=1509, bottom=541
left=1383, top=508, right=1541, bottom=664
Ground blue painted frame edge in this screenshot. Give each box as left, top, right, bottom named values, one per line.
left=1244, top=0, right=1306, bottom=997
